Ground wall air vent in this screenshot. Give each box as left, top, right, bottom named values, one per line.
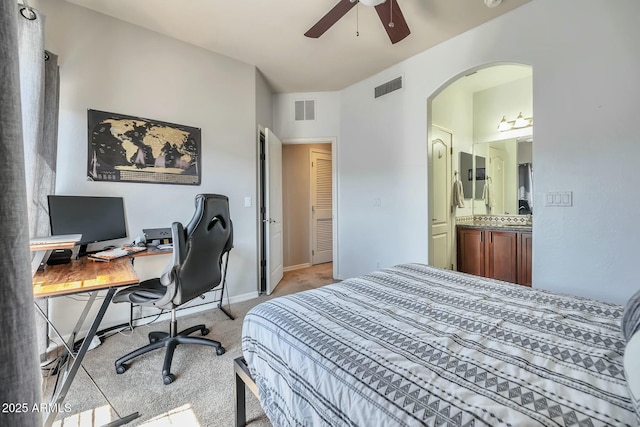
left=374, top=76, right=403, bottom=98
left=294, top=100, right=315, bottom=121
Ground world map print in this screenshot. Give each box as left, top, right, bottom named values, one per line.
left=87, top=109, right=201, bottom=185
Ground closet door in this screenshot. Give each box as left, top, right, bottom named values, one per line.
left=311, top=150, right=332, bottom=265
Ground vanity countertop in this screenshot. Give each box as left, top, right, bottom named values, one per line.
left=457, top=223, right=532, bottom=232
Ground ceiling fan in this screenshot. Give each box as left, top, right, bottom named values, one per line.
left=305, top=0, right=410, bottom=44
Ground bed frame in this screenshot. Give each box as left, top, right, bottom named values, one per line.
left=234, top=356, right=258, bottom=427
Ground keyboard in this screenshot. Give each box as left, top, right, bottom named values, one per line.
left=89, top=246, right=147, bottom=261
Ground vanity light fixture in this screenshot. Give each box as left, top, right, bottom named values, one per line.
left=497, top=112, right=533, bottom=131
left=513, top=112, right=530, bottom=128
left=498, top=116, right=511, bottom=131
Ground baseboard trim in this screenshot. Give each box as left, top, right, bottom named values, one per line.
left=44, top=290, right=261, bottom=354
left=283, top=263, right=311, bottom=272
left=131, top=290, right=260, bottom=327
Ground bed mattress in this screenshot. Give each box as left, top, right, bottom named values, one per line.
left=242, top=264, right=636, bottom=426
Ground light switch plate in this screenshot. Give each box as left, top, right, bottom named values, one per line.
left=545, top=191, right=572, bottom=207
left=244, top=196, right=252, bottom=208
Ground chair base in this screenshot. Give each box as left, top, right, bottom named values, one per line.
left=115, top=323, right=225, bottom=385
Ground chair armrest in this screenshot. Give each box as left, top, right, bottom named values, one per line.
left=159, top=222, right=185, bottom=287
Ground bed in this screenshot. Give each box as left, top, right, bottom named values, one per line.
left=241, top=263, right=640, bottom=426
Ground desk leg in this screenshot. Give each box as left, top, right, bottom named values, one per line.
left=66, top=291, right=98, bottom=354
left=42, top=287, right=117, bottom=427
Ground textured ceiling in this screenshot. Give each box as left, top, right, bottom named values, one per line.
left=64, top=0, right=532, bottom=93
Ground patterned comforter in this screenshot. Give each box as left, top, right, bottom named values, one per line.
left=242, top=264, right=636, bottom=426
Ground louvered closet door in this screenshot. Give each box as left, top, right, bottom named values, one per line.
left=311, top=151, right=333, bottom=265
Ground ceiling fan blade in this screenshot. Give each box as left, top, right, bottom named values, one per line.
left=375, top=0, right=410, bottom=44
left=305, top=0, right=358, bottom=38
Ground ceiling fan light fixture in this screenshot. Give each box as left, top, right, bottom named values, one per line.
left=484, top=0, right=502, bottom=8
left=359, top=0, right=386, bottom=6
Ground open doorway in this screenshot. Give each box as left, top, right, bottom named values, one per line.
left=257, top=134, right=338, bottom=295
left=427, top=63, right=533, bottom=271
left=282, top=141, right=333, bottom=271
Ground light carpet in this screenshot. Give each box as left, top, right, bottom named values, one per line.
left=44, top=263, right=335, bottom=427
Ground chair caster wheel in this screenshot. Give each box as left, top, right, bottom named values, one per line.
left=202, top=328, right=210, bottom=336
left=216, top=346, right=225, bottom=356
left=116, top=364, right=127, bottom=375
left=163, top=374, right=175, bottom=385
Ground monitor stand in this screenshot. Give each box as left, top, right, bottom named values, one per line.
left=77, top=244, right=106, bottom=258
left=77, top=244, right=89, bottom=258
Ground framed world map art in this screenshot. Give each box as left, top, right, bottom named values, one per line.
left=87, top=109, right=201, bottom=185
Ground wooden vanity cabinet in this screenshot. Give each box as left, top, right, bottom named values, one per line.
left=517, top=232, right=533, bottom=286
left=485, top=230, right=518, bottom=283
left=456, top=228, right=485, bottom=277
left=457, top=227, right=531, bottom=286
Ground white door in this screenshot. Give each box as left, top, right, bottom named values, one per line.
left=265, top=128, right=283, bottom=295
left=429, top=126, right=453, bottom=270
left=310, top=150, right=332, bottom=265
left=488, top=146, right=506, bottom=215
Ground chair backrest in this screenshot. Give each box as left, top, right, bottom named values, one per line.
left=165, top=194, right=232, bottom=306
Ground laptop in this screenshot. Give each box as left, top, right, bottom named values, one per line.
left=30, top=234, right=82, bottom=246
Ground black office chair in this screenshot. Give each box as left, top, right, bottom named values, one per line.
left=113, top=194, right=233, bottom=385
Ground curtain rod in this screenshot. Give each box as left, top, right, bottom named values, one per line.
left=20, top=0, right=37, bottom=21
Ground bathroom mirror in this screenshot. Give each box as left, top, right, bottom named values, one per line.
left=472, top=136, right=533, bottom=215
left=459, top=151, right=485, bottom=200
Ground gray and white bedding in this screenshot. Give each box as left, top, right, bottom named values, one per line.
left=242, top=264, right=637, bottom=426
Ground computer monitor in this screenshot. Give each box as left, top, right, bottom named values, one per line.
left=48, top=195, right=127, bottom=256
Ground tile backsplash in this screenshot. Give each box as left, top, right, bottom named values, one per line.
left=456, top=214, right=531, bottom=226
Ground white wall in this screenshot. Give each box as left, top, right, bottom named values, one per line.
left=36, top=0, right=260, bottom=335
left=273, top=91, right=340, bottom=139
left=256, top=70, right=273, bottom=131
left=338, top=0, right=640, bottom=304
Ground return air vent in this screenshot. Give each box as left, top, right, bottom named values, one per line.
left=374, top=76, right=403, bottom=98
left=294, top=100, right=315, bottom=121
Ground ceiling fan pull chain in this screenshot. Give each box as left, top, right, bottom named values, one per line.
left=356, top=1, right=360, bottom=36
left=389, top=0, right=395, bottom=28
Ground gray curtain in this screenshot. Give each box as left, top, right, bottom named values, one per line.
left=0, top=2, right=44, bottom=426
left=18, top=5, right=60, bottom=359
left=18, top=3, right=59, bottom=238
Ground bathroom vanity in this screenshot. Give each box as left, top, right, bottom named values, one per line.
left=457, top=222, right=531, bottom=286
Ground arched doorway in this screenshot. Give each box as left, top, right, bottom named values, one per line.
left=427, top=63, right=533, bottom=270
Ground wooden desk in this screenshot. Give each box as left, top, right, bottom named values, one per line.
left=33, top=257, right=138, bottom=298
left=33, top=257, right=141, bottom=427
